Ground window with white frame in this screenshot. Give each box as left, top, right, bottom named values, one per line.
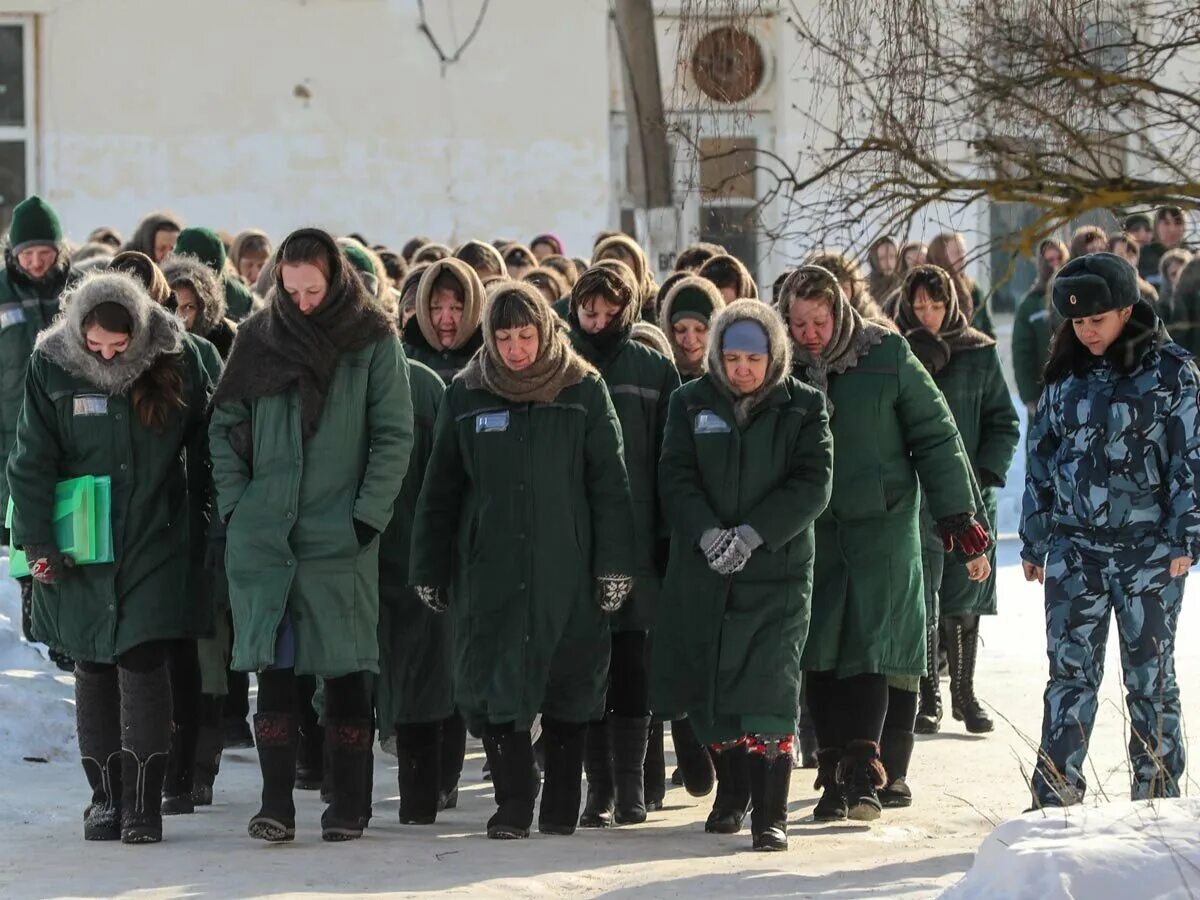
left=0, top=18, right=34, bottom=233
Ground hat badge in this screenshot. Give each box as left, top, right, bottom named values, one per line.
left=1069, top=294, right=1078, bottom=305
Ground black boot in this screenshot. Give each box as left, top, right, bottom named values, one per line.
left=578, top=719, right=614, bottom=828
left=642, top=719, right=665, bottom=813
left=76, top=666, right=122, bottom=841
left=671, top=718, right=716, bottom=797
left=247, top=713, right=297, bottom=842
left=538, top=718, right=585, bottom=835
left=321, top=719, right=372, bottom=841
left=812, top=748, right=847, bottom=822
left=612, top=715, right=650, bottom=825
left=483, top=728, right=536, bottom=839
left=945, top=617, right=993, bottom=734
left=914, top=627, right=942, bottom=735
left=878, top=729, right=915, bottom=808
left=438, top=712, right=466, bottom=811
left=749, top=751, right=791, bottom=851
left=191, top=694, right=224, bottom=806
left=704, top=745, right=751, bottom=834
left=841, top=739, right=886, bottom=822
left=396, top=721, right=440, bottom=825
left=360, top=719, right=376, bottom=830
left=161, top=716, right=197, bottom=815
left=118, top=666, right=172, bottom=844
left=295, top=717, right=325, bottom=790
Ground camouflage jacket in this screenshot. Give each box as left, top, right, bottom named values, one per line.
left=1021, top=316, right=1200, bottom=563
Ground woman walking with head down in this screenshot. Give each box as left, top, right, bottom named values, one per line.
left=410, top=281, right=636, bottom=840
left=209, top=228, right=413, bottom=843
left=9, top=270, right=215, bottom=844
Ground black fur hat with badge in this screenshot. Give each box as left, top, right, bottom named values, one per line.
left=1052, top=252, right=1139, bottom=319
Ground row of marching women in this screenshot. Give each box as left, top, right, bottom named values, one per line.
left=4, top=195, right=1194, bottom=853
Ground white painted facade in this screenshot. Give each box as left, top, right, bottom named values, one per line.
left=0, top=0, right=1039, bottom=291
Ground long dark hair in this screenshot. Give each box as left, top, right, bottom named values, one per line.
left=83, top=302, right=185, bottom=432
left=1041, top=318, right=1083, bottom=385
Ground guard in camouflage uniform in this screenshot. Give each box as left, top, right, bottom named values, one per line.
left=1021, top=252, right=1200, bottom=808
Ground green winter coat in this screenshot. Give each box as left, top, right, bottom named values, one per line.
left=652, top=300, right=833, bottom=743
left=933, top=346, right=1019, bottom=617
left=970, top=284, right=995, bottom=338
left=0, top=269, right=64, bottom=516
left=209, top=335, right=414, bottom=677
left=1012, top=287, right=1054, bottom=406
left=376, top=360, right=450, bottom=737
left=798, top=333, right=976, bottom=680
left=569, top=325, right=681, bottom=631
left=9, top=274, right=213, bottom=662
left=409, top=371, right=636, bottom=730
left=223, top=275, right=256, bottom=322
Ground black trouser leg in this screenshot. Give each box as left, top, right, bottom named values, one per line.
left=162, top=640, right=201, bottom=813
left=439, top=712, right=467, bottom=807
left=804, top=669, right=847, bottom=821
left=879, top=687, right=917, bottom=808
left=294, top=674, right=324, bottom=789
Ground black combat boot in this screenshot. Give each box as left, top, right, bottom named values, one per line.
left=945, top=616, right=994, bottom=734
left=914, top=626, right=942, bottom=735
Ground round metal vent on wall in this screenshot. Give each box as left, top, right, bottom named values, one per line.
left=691, top=26, right=766, bottom=103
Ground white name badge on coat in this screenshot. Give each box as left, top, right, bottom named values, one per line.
left=476, top=410, right=510, bottom=433
left=694, top=410, right=731, bottom=434
left=0, top=306, right=25, bottom=328
left=73, top=394, right=109, bottom=416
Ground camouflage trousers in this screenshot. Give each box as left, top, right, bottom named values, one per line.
left=1033, top=534, right=1185, bottom=805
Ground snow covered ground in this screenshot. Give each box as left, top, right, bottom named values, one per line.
left=3, top=542, right=1200, bottom=899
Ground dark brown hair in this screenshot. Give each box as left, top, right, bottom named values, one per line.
left=540, top=254, right=578, bottom=287
left=454, top=240, right=505, bottom=278
left=1069, top=225, right=1108, bottom=259
left=430, top=269, right=466, bottom=303
left=276, top=232, right=334, bottom=281
left=401, top=236, right=432, bottom=263
left=83, top=302, right=185, bottom=432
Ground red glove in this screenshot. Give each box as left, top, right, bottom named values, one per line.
left=26, top=545, right=74, bottom=584
left=937, top=516, right=990, bottom=558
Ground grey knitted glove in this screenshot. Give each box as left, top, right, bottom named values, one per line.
left=595, top=574, right=634, bottom=612
left=414, top=585, right=448, bottom=613
left=711, top=525, right=763, bottom=576
left=700, top=528, right=736, bottom=569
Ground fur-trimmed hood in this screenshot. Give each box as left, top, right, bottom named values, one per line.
left=658, top=275, right=727, bottom=376
left=698, top=253, right=759, bottom=300
left=705, top=298, right=792, bottom=424
left=630, top=321, right=673, bottom=359
left=160, top=253, right=227, bottom=337
left=38, top=270, right=184, bottom=395
left=415, top=257, right=485, bottom=351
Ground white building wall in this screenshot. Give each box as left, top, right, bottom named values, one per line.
left=1, top=0, right=614, bottom=254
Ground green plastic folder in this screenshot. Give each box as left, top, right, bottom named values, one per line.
left=7, top=475, right=114, bottom=578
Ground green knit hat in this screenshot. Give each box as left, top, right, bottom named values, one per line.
left=670, top=284, right=719, bottom=325
left=342, top=243, right=379, bottom=293
left=174, top=226, right=227, bottom=273
left=9, top=195, right=63, bottom=252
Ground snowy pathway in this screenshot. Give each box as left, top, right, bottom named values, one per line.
left=3, top=543, right=1200, bottom=898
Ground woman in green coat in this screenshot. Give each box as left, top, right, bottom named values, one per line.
left=209, top=228, right=413, bottom=844
left=781, top=265, right=987, bottom=821
left=567, top=262, right=682, bottom=828
left=895, top=266, right=1020, bottom=738
left=401, top=256, right=485, bottom=381
left=376, top=358, right=452, bottom=825
left=410, top=281, right=636, bottom=840
left=654, top=299, right=833, bottom=851
left=1012, top=239, right=1069, bottom=411
left=9, top=270, right=213, bottom=844
left=658, top=275, right=726, bottom=383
